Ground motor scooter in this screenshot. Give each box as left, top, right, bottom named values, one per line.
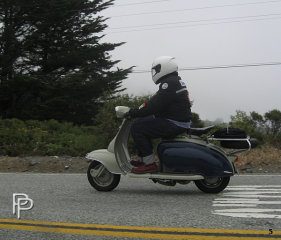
left=86, top=106, right=257, bottom=193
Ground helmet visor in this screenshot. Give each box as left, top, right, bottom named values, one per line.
left=151, top=64, right=161, bottom=77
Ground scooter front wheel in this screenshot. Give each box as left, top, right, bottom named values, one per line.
left=194, top=177, right=230, bottom=193
left=87, top=161, right=120, bottom=191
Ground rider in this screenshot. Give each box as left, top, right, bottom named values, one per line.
left=127, top=56, right=192, bottom=173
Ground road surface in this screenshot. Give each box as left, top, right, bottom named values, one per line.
left=0, top=173, right=281, bottom=239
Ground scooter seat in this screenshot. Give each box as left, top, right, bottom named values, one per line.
left=189, top=125, right=215, bottom=136
left=162, top=126, right=215, bottom=140
left=162, top=134, right=180, bottom=140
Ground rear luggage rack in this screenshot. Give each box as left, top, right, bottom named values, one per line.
left=207, top=136, right=258, bottom=155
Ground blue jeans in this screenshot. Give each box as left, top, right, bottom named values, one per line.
left=130, top=116, right=187, bottom=158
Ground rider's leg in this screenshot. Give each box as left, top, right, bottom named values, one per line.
left=130, top=116, right=186, bottom=173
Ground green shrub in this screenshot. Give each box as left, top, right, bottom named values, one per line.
left=0, top=118, right=101, bottom=156
left=0, top=94, right=151, bottom=156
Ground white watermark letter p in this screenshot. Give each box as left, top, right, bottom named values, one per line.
left=13, top=193, right=34, bottom=219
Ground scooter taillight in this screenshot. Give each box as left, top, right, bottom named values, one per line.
left=234, top=157, right=239, bottom=162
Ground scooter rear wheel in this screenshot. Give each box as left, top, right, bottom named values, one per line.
left=194, top=177, right=230, bottom=193
left=87, top=161, right=120, bottom=191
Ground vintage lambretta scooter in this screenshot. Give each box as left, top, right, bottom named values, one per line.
left=86, top=106, right=257, bottom=193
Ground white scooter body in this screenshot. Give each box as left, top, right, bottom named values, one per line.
left=86, top=106, right=253, bottom=193
left=86, top=106, right=208, bottom=180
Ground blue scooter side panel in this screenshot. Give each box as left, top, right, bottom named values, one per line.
left=157, top=141, right=233, bottom=177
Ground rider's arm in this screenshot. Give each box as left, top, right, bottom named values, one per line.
left=129, top=81, right=174, bottom=118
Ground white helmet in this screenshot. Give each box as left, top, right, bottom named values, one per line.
left=151, top=56, right=178, bottom=84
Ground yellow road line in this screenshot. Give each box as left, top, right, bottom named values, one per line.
left=0, top=219, right=280, bottom=239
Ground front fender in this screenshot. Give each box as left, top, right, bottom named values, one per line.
left=86, top=149, right=123, bottom=174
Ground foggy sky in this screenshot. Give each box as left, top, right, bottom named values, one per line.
left=102, top=0, right=281, bottom=122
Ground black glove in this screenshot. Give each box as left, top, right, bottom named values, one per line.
left=124, top=109, right=138, bottom=119
left=124, top=111, right=132, bottom=120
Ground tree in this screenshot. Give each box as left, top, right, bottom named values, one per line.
left=230, top=110, right=259, bottom=138
left=264, top=109, right=281, bottom=135
left=0, top=0, right=33, bottom=81
left=191, top=112, right=204, bottom=128
left=0, top=0, right=131, bottom=124
left=250, top=111, right=265, bottom=129
left=230, top=110, right=253, bottom=131
left=230, top=109, right=281, bottom=142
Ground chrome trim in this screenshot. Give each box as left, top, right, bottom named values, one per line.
left=207, top=137, right=252, bottom=155
left=127, top=173, right=204, bottom=180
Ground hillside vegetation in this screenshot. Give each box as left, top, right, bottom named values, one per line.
left=0, top=95, right=280, bottom=158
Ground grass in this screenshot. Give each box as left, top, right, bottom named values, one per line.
left=237, top=144, right=281, bottom=172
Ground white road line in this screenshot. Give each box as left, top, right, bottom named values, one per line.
left=234, top=175, right=281, bottom=177
left=212, top=185, right=281, bottom=219
left=224, top=191, right=281, bottom=194
left=214, top=208, right=281, bottom=213
left=213, top=212, right=281, bottom=219
left=224, top=194, right=281, bottom=198
left=214, top=200, right=281, bottom=204
left=225, top=188, right=281, bottom=191
left=213, top=204, right=257, bottom=207
left=227, top=185, right=281, bottom=188
left=215, top=198, right=259, bottom=201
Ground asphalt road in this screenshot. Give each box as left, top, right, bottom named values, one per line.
left=0, top=173, right=281, bottom=239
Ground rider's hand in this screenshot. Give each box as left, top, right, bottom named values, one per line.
left=124, top=111, right=132, bottom=120
left=124, top=109, right=138, bottom=119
